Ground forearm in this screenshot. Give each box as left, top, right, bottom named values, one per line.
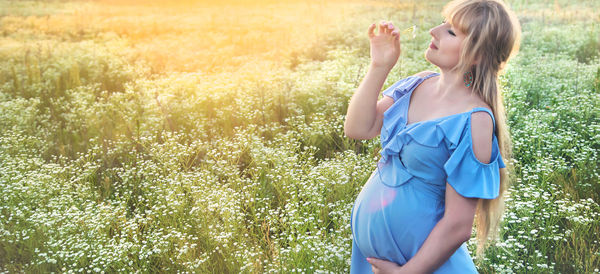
left=399, top=218, right=471, bottom=273
left=344, top=64, right=390, bottom=139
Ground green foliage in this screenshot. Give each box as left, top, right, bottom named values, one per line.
left=0, top=0, right=599, bottom=273
left=575, top=30, right=600, bottom=64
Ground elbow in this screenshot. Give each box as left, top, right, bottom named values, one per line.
left=344, top=114, right=380, bottom=140
left=343, top=124, right=354, bottom=139
left=344, top=128, right=373, bottom=140
left=459, top=226, right=473, bottom=243
left=453, top=224, right=473, bottom=244
left=442, top=218, right=473, bottom=244
left=343, top=123, right=370, bottom=140
left=344, top=130, right=362, bottom=140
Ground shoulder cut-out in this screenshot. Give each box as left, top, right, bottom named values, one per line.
left=470, top=111, right=494, bottom=164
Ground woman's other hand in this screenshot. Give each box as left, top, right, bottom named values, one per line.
left=367, top=257, right=404, bottom=274
left=368, top=21, right=401, bottom=71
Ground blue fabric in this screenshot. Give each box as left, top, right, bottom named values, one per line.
left=350, top=72, right=506, bottom=273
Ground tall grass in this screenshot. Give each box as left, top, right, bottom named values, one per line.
left=0, top=0, right=599, bottom=272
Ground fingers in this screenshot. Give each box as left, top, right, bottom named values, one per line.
left=388, top=22, right=400, bottom=38
left=391, top=23, right=399, bottom=37
left=368, top=258, right=380, bottom=273
left=378, top=21, right=386, bottom=35
left=367, top=257, right=382, bottom=265
left=379, top=21, right=394, bottom=35
left=386, top=22, right=395, bottom=35
left=371, top=21, right=398, bottom=38
left=368, top=23, right=376, bottom=39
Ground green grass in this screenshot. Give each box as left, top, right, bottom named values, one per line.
left=0, top=0, right=599, bottom=272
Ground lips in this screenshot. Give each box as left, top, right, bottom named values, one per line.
left=429, top=42, right=438, bottom=49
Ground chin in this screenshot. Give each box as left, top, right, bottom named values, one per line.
left=424, top=49, right=436, bottom=66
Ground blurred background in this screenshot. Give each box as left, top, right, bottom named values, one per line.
left=0, top=0, right=599, bottom=272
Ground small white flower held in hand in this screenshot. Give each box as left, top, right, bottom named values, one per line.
left=401, top=25, right=417, bottom=40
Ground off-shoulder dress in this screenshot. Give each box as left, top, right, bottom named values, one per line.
left=350, top=72, right=506, bottom=273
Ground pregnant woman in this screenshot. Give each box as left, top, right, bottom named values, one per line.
left=344, top=0, right=521, bottom=273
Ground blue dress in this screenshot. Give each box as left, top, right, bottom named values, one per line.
left=350, top=72, right=506, bottom=273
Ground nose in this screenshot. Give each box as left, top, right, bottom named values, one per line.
left=429, top=25, right=440, bottom=39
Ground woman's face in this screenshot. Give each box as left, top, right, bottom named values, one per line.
left=425, top=20, right=466, bottom=70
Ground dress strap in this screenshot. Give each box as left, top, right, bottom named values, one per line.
left=421, top=72, right=440, bottom=80
left=471, top=107, right=496, bottom=132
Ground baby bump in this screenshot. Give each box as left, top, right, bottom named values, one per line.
left=351, top=170, right=445, bottom=263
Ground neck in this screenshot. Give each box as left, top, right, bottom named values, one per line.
left=435, top=68, right=473, bottom=100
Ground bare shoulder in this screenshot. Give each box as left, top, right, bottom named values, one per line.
left=470, top=108, right=494, bottom=164
left=471, top=110, right=494, bottom=133
left=412, top=70, right=438, bottom=78
left=470, top=100, right=494, bottom=135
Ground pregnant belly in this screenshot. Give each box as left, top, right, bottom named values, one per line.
left=351, top=169, right=445, bottom=264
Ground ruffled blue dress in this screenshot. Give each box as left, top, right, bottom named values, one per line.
left=350, top=72, right=506, bottom=273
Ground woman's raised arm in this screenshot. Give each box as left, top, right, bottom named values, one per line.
left=344, top=21, right=401, bottom=140
left=344, top=67, right=395, bottom=140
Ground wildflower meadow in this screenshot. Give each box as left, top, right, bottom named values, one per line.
left=0, top=0, right=599, bottom=272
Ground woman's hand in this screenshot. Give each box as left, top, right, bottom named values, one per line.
left=367, top=257, right=403, bottom=274
left=368, top=21, right=401, bottom=71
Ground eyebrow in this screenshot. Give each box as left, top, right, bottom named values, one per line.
left=445, top=20, right=459, bottom=33
left=443, top=19, right=456, bottom=29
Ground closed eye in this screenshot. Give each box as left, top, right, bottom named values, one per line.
left=441, top=20, right=456, bottom=36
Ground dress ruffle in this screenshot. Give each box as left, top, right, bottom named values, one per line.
left=443, top=121, right=506, bottom=199
left=381, top=114, right=469, bottom=163
left=378, top=106, right=505, bottom=198
left=377, top=114, right=470, bottom=188
left=381, top=76, right=422, bottom=102
left=380, top=76, right=420, bottom=145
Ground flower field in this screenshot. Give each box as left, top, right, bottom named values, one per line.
left=0, top=0, right=599, bottom=272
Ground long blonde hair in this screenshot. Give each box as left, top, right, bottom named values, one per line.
left=442, top=0, right=521, bottom=258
